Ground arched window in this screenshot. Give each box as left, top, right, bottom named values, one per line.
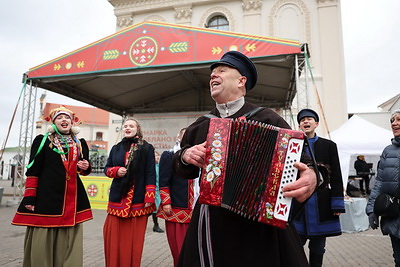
left=206, top=15, right=229, bottom=31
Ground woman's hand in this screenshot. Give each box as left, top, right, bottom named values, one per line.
left=163, top=204, right=172, bottom=215
left=144, top=202, right=153, bottom=208
left=368, top=213, right=379, bottom=229
left=77, top=159, right=90, bottom=170
left=117, top=167, right=127, bottom=177
left=25, top=205, right=35, bottom=211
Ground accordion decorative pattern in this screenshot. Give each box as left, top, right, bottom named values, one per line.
left=199, top=118, right=304, bottom=229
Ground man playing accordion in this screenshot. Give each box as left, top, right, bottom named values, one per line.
left=173, top=51, right=319, bottom=267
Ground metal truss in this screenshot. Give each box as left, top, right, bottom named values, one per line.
left=280, top=44, right=312, bottom=128
left=8, top=80, right=37, bottom=206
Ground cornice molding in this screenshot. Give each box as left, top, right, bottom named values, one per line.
left=112, top=0, right=172, bottom=9
left=316, top=0, right=338, bottom=5
left=111, top=0, right=218, bottom=11
left=117, top=15, right=134, bottom=28
left=143, top=15, right=166, bottom=22
left=174, top=5, right=193, bottom=22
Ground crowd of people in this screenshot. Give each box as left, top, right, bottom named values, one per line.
left=10, top=51, right=400, bottom=266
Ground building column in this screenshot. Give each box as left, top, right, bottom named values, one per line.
left=242, top=0, right=262, bottom=34
left=316, top=0, right=347, bottom=133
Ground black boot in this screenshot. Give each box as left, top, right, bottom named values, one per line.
left=309, top=252, right=324, bottom=267
left=152, top=213, right=164, bottom=233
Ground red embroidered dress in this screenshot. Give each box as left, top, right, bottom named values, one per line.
left=12, top=134, right=93, bottom=227
left=157, top=150, right=195, bottom=223
left=105, top=139, right=156, bottom=218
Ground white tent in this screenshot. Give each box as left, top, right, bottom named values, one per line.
left=329, top=115, right=393, bottom=187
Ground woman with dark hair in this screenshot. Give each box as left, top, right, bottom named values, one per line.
left=12, top=105, right=92, bottom=267
left=103, top=117, right=156, bottom=267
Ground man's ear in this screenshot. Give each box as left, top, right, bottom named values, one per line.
left=239, top=76, right=247, bottom=94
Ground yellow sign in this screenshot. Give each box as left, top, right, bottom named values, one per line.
left=81, top=176, right=111, bottom=210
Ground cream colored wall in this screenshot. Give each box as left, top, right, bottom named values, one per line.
left=315, top=0, right=347, bottom=133
left=108, top=113, right=124, bottom=148
left=108, top=0, right=348, bottom=136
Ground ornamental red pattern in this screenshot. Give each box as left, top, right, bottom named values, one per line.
left=107, top=186, right=156, bottom=218
left=87, top=184, right=98, bottom=197
left=129, top=36, right=158, bottom=67
left=105, top=166, right=120, bottom=178
left=199, top=118, right=232, bottom=206
left=159, top=188, right=172, bottom=205
left=199, top=118, right=305, bottom=229
left=24, top=176, right=39, bottom=197
left=157, top=180, right=195, bottom=224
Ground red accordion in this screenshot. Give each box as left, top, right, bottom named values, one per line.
left=199, top=118, right=305, bottom=229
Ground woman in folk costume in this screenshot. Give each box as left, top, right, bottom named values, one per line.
left=12, top=105, right=93, bottom=267
left=103, top=117, right=156, bottom=267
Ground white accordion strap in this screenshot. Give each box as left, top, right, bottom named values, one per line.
left=198, top=204, right=214, bottom=267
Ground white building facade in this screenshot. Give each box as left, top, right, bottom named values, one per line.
left=107, top=0, right=348, bottom=135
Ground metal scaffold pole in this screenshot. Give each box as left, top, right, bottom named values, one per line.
left=7, top=80, right=37, bottom=206
left=295, top=44, right=310, bottom=112
left=283, top=45, right=310, bottom=128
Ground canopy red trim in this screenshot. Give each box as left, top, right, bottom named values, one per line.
left=28, top=21, right=301, bottom=79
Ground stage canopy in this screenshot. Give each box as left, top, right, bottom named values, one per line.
left=25, top=21, right=305, bottom=116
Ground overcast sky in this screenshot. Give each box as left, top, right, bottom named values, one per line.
left=1, top=0, right=399, bottom=147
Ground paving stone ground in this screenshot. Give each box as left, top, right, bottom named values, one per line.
left=0, top=179, right=394, bottom=266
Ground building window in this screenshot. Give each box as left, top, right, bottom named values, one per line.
left=206, top=15, right=229, bottom=31
left=96, top=132, right=103, bottom=141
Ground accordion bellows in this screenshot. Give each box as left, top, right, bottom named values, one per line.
left=199, top=118, right=305, bottom=229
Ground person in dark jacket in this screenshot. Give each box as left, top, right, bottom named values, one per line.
left=157, top=127, right=197, bottom=267
left=172, top=51, right=319, bottom=267
left=366, top=109, right=400, bottom=267
left=103, top=117, right=156, bottom=267
left=12, top=105, right=93, bottom=267
left=354, top=155, right=371, bottom=195
left=293, top=108, right=345, bottom=267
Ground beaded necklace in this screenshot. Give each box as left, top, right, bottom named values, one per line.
left=52, top=134, right=77, bottom=163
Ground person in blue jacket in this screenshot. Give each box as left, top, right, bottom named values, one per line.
left=294, top=108, right=345, bottom=267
